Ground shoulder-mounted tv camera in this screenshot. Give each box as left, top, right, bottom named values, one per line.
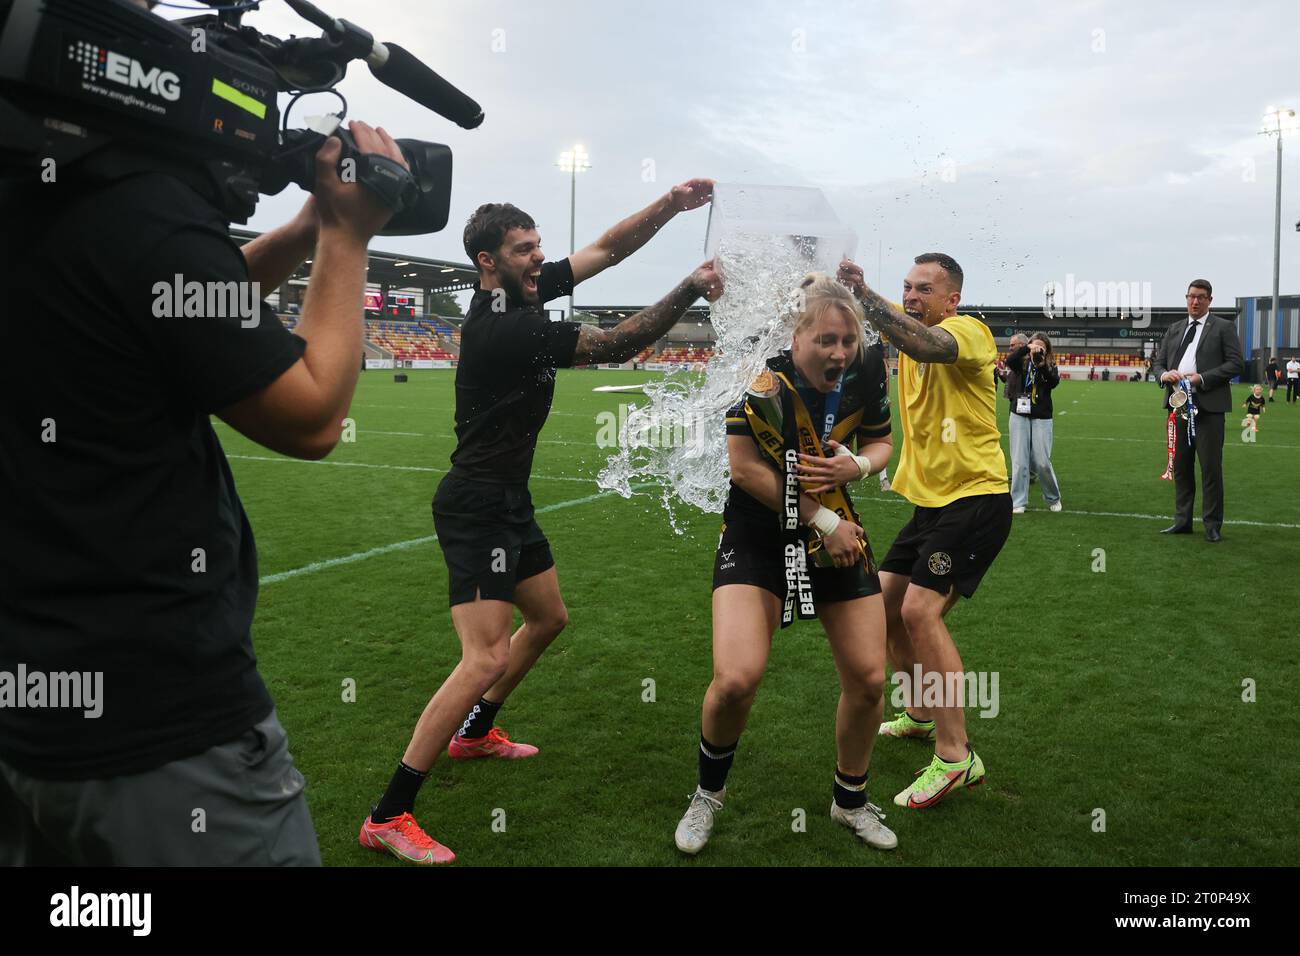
left=0, top=0, right=484, bottom=234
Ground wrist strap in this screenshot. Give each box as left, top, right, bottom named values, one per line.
left=832, top=442, right=872, bottom=480
left=809, top=506, right=841, bottom=536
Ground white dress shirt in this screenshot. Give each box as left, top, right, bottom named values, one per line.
left=1287, top=359, right=1300, bottom=380
left=1176, top=315, right=1207, bottom=377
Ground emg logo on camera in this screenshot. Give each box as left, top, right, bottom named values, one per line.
left=68, top=41, right=181, bottom=102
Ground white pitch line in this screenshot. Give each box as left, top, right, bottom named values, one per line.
left=348, top=404, right=592, bottom=418
left=260, top=534, right=435, bottom=585
left=1057, top=435, right=1300, bottom=450
left=353, top=430, right=585, bottom=447
left=359, top=425, right=1300, bottom=454
left=359, top=428, right=1300, bottom=453
left=225, top=454, right=597, bottom=483
left=230, top=455, right=1300, bottom=529
left=1055, top=510, right=1300, bottom=529
left=259, top=488, right=632, bottom=586
left=855, top=494, right=1300, bottom=529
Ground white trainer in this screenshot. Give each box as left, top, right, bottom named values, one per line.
left=674, top=787, right=724, bottom=855
left=1049, top=501, right=1062, bottom=512
left=830, top=800, right=898, bottom=850
left=1012, top=506, right=1025, bottom=514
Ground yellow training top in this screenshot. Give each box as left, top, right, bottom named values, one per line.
left=890, top=313, right=1009, bottom=508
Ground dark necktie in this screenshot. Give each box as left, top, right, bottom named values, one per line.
left=1172, top=319, right=1199, bottom=367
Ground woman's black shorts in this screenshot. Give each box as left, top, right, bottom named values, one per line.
left=712, top=514, right=881, bottom=605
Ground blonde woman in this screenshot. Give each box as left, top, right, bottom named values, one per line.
left=1007, top=332, right=1062, bottom=513
left=674, top=275, right=898, bottom=855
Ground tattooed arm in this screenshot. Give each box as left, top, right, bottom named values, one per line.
left=836, top=259, right=959, bottom=364
left=571, top=261, right=724, bottom=365
left=568, top=179, right=714, bottom=285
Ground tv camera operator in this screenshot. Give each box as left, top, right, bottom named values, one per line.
left=0, top=0, right=423, bottom=864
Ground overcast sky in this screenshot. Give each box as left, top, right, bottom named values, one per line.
left=210, top=0, right=1298, bottom=310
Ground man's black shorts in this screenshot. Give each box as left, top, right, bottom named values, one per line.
left=432, top=472, right=555, bottom=607
left=712, top=514, right=881, bottom=605
left=881, top=492, right=1012, bottom=599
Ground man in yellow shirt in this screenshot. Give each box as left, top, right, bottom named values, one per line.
left=837, top=254, right=1011, bottom=810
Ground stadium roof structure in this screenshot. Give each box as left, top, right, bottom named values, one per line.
left=958, top=304, right=1238, bottom=323
left=580, top=305, right=711, bottom=328
left=229, top=228, right=479, bottom=294
left=582, top=303, right=1239, bottom=332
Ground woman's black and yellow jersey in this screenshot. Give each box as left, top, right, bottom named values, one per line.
left=723, top=349, right=891, bottom=522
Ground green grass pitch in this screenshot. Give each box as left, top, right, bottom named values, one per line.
left=215, top=370, right=1299, bottom=866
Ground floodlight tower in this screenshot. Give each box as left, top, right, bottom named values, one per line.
left=556, top=144, right=591, bottom=319
left=1261, top=106, right=1296, bottom=360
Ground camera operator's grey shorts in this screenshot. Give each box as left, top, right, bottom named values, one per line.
left=0, top=709, right=320, bottom=866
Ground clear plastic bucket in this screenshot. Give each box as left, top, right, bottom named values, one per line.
left=704, top=182, right=857, bottom=275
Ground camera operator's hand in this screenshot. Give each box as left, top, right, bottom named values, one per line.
left=313, top=121, right=409, bottom=240
left=220, top=121, right=410, bottom=462
left=823, top=519, right=866, bottom=568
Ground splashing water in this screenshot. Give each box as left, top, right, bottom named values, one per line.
left=596, top=232, right=878, bottom=529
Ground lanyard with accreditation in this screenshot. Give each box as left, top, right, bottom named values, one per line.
left=743, top=369, right=875, bottom=627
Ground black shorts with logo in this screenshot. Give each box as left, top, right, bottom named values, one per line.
left=432, top=471, right=555, bottom=607
left=881, top=492, right=1012, bottom=598
left=712, top=512, right=881, bottom=605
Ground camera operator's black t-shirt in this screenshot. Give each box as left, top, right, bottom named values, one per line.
left=448, top=260, right=581, bottom=485
left=0, top=173, right=305, bottom=779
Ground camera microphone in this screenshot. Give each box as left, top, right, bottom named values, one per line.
left=279, top=5, right=485, bottom=129
left=367, top=43, right=484, bottom=130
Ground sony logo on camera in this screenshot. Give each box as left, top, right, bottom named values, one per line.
left=68, top=40, right=181, bottom=102
left=229, top=76, right=269, bottom=100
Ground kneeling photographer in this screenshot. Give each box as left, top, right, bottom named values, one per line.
left=0, top=0, right=452, bottom=864
left=1007, top=333, right=1063, bottom=514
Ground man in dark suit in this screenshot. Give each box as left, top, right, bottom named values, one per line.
left=1152, top=279, right=1243, bottom=542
